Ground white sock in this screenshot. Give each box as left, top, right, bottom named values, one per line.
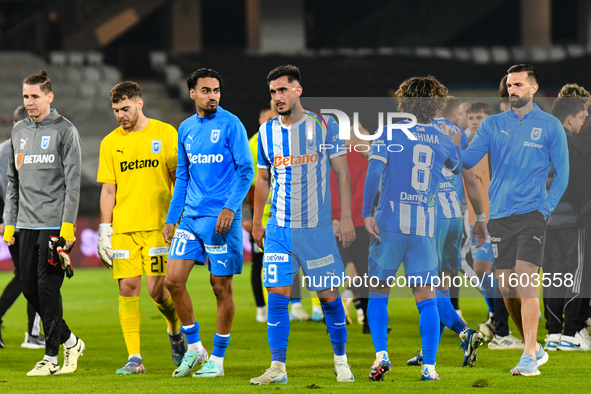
left=271, top=360, right=286, bottom=372
left=210, top=355, right=223, bottom=367
left=422, top=363, right=435, bottom=372
left=342, top=289, right=354, bottom=299
left=257, top=306, right=266, bottom=313
left=334, top=354, right=347, bottom=364
left=188, top=341, right=203, bottom=352
left=376, top=350, right=388, bottom=360
left=63, top=333, right=77, bottom=348
left=167, top=328, right=181, bottom=336
left=313, top=305, right=323, bottom=314
left=129, top=354, right=142, bottom=361
left=43, top=355, right=58, bottom=365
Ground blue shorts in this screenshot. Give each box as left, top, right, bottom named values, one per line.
left=262, top=224, right=344, bottom=292
left=368, top=231, right=438, bottom=285
left=168, top=216, right=243, bottom=276
left=470, top=228, right=494, bottom=263
left=435, top=217, right=463, bottom=271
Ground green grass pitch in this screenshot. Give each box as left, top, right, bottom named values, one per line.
left=0, top=266, right=589, bottom=393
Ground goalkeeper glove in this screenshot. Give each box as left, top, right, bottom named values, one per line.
left=98, top=223, right=113, bottom=269
left=48, top=236, right=74, bottom=278
left=3, top=225, right=15, bottom=243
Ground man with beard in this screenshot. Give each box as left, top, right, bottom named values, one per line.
left=452, top=64, right=569, bottom=376
left=163, top=69, right=254, bottom=378
left=97, top=81, right=185, bottom=374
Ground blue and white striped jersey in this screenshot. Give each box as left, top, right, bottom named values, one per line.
left=362, top=121, right=461, bottom=237
left=257, top=113, right=345, bottom=228
left=432, top=118, right=467, bottom=219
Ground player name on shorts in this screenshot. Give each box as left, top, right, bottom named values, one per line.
left=120, top=159, right=159, bottom=172
left=273, top=154, right=318, bottom=167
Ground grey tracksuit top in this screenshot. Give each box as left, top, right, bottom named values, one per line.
left=4, top=109, right=81, bottom=228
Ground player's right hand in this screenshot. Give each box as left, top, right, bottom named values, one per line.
left=3, top=224, right=15, bottom=246
left=252, top=222, right=265, bottom=251
left=163, top=223, right=175, bottom=243
left=97, top=223, right=113, bottom=269
left=364, top=216, right=381, bottom=242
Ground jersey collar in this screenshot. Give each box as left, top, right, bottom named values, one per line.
left=196, top=106, right=223, bottom=122
left=507, top=102, right=540, bottom=120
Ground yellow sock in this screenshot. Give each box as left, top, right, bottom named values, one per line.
left=312, top=296, right=321, bottom=307
left=119, top=296, right=141, bottom=356
left=154, top=296, right=180, bottom=334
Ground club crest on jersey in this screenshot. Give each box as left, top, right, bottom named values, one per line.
left=41, top=136, right=50, bottom=150
left=152, top=140, right=161, bottom=154
left=185, top=143, right=191, bottom=150
left=307, top=137, right=315, bottom=149
left=531, top=127, right=542, bottom=141
left=211, top=129, right=221, bottom=143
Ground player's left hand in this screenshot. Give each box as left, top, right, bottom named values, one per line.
left=472, top=221, right=487, bottom=248
left=216, top=208, right=235, bottom=234
left=339, top=217, right=356, bottom=248
left=364, top=216, right=381, bottom=242
left=443, top=123, right=461, bottom=147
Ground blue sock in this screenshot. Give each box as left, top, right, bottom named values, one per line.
left=367, top=292, right=389, bottom=353
left=268, top=293, right=290, bottom=363
left=436, top=289, right=467, bottom=336
left=181, top=322, right=200, bottom=344
left=416, top=298, right=440, bottom=365
left=480, top=275, right=496, bottom=313
left=321, top=297, right=347, bottom=356
left=212, top=333, right=230, bottom=357
left=291, top=298, right=301, bottom=304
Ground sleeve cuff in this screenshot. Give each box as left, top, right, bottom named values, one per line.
left=329, top=150, right=347, bottom=159
left=369, top=155, right=387, bottom=164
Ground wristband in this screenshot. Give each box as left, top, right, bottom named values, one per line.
left=475, top=213, right=486, bottom=223
left=99, top=223, right=112, bottom=237
left=3, top=225, right=15, bottom=242
left=60, top=222, right=75, bottom=241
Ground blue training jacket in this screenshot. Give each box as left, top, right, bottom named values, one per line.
left=166, top=106, right=254, bottom=223
left=461, top=104, right=569, bottom=220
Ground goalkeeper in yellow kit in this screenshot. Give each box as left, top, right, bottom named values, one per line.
left=96, top=81, right=185, bottom=374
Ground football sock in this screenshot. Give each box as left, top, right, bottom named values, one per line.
left=182, top=322, right=203, bottom=353
left=63, top=332, right=77, bottom=348
left=417, top=298, right=440, bottom=366
left=268, top=293, right=290, bottom=363
left=436, top=289, right=467, bottom=336
left=368, top=292, right=389, bottom=353
left=321, top=297, right=347, bottom=356
left=43, top=355, right=58, bottom=365
left=480, top=276, right=497, bottom=313
left=211, top=333, right=230, bottom=367
left=154, top=296, right=181, bottom=334
left=119, top=296, right=141, bottom=356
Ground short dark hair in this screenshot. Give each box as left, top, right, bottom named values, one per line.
left=110, top=81, right=142, bottom=103
left=441, top=97, right=461, bottom=119
left=13, top=105, right=28, bottom=124
left=187, top=68, right=223, bottom=91
left=499, top=74, right=509, bottom=102
left=395, top=76, right=448, bottom=124
left=23, top=70, right=52, bottom=93
left=467, top=101, right=492, bottom=115
left=260, top=103, right=271, bottom=112
left=267, top=65, right=301, bottom=85
left=552, top=97, right=585, bottom=124
left=507, top=64, right=539, bottom=84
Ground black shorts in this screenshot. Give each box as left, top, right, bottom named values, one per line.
left=488, top=210, right=546, bottom=270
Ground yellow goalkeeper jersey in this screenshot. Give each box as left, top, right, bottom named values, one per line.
left=97, top=119, right=178, bottom=234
